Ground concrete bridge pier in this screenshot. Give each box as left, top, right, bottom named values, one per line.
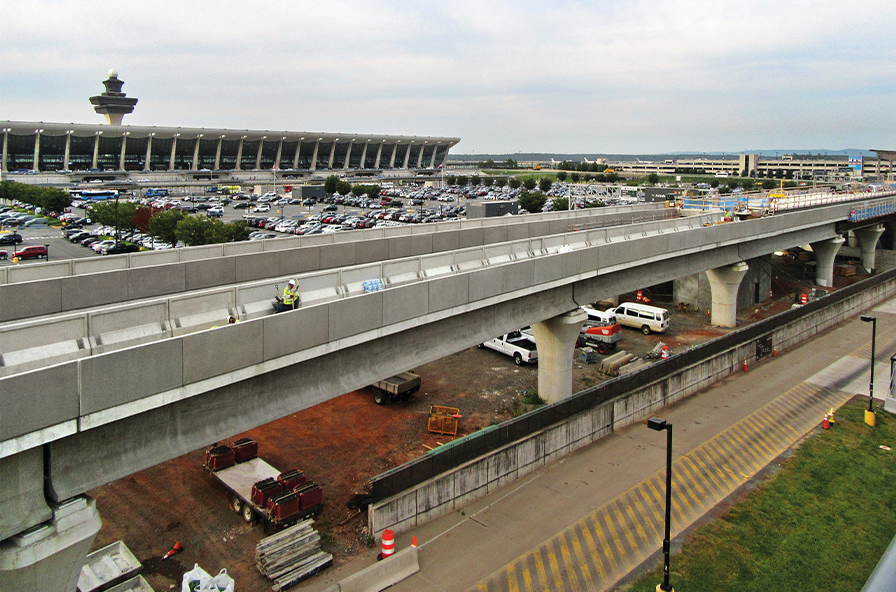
left=704, top=262, right=749, bottom=327
left=0, top=496, right=101, bottom=592
left=811, top=236, right=845, bottom=287
left=855, top=225, right=885, bottom=273
left=531, top=308, right=588, bottom=404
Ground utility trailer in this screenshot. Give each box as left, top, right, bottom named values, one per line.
left=204, top=440, right=323, bottom=533
left=370, top=371, right=421, bottom=405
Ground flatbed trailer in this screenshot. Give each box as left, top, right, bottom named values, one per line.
left=370, top=371, right=421, bottom=404
left=205, top=454, right=323, bottom=532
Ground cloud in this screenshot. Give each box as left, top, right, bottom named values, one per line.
left=2, top=0, right=894, bottom=153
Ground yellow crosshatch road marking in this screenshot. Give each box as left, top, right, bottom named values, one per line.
left=470, top=383, right=853, bottom=592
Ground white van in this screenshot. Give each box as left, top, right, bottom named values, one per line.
left=608, top=302, right=670, bottom=334
left=582, top=305, right=617, bottom=326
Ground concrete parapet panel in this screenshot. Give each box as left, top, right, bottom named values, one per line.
left=515, top=433, right=545, bottom=476
left=223, top=240, right=263, bottom=256
left=543, top=423, right=570, bottom=464
left=88, top=302, right=166, bottom=336
left=0, top=316, right=86, bottom=353
left=487, top=446, right=518, bottom=484
left=294, top=271, right=340, bottom=305
left=506, top=221, right=530, bottom=242
left=383, top=258, right=420, bottom=286
left=383, top=282, right=429, bottom=326
left=454, top=247, right=486, bottom=271
left=410, top=233, right=433, bottom=256
left=453, top=458, right=490, bottom=505
left=6, top=261, right=71, bottom=283
left=509, top=239, right=532, bottom=259
left=533, top=254, right=566, bottom=285
left=127, top=263, right=185, bottom=299
left=264, top=236, right=301, bottom=251
left=484, top=243, right=514, bottom=266
left=0, top=268, right=6, bottom=284
left=502, top=259, right=536, bottom=293
left=567, top=412, right=594, bottom=447
left=328, top=292, right=383, bottom=341
left=233, top=252, right=278, bottom=283
left=468, top=267, right=504, bottom=302
left=319, top=242, right=356, bottom=269
left=71, top=257, right=128, bottom=275
left=297, top=233, right=334, bottom=247
left=420, top=253, right=455, bottom=278
left=355, top=238, right=389, bottom=265
left=127, top=249, right=179, bottom=268
left=416, top=473, right=454, bottom=514
left=0, top=279, right=63, bottom=321
left=0, top=362, right=79, bottom=441
left=483, top=224, right=508, bottom=245
left=528, top=220, right=550, bottom=238
left=428, top=274, right=470, bottom=312
left=0, top=448, right=52, bottom=541
left=80, top=339, right=184, bottom=414
left=184, top=257, right=236, bottom=291
left=388, top=235, right=412, bottom=260
left=170, top=289, right=234, bottom=322
left=277, top=246, right=321, bottom=275
left=370, top=489, right=417, bottom=534
left=341, top=264, right=385, bottom=296
left=61, top=270, right=128, bottom=311
left=432, top=230, right=459, bottom=253
left=262, top=305, right=329, bottom=361
left=182, top=320, right=264, bottom=384
left=458, top=227, right=484, bottom=249
left=179, top=244, right=224, bottom=262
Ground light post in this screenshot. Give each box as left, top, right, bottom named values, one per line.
left=861, top=315, right=877, bottom=426
left=44, top=244, right=49, bottom=262
left=648, top=417, right=674, bottom=592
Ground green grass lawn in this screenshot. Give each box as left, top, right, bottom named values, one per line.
left=623, top=399, right=896, bottom=592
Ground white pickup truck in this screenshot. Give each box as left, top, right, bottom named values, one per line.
left=479, top=330, right=538, bottom=366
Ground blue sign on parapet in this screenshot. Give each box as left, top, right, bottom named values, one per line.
left=363, top=279, right=384, bottom=293
left=849, top=199, right=896, bottom=222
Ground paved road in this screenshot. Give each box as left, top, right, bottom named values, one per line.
left=295, top=296, right=896, bottom=592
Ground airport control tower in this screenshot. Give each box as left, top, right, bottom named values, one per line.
left=89, top=69, right=138, bottom=125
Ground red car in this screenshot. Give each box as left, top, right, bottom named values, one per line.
left=15, top=245, right=48, bottom=260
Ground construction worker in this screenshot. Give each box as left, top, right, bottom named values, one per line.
left=274, top=279, right=300, bottom=313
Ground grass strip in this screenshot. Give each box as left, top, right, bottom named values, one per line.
left=624, top=399, right=896, bottom=592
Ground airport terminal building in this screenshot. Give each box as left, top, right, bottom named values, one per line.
left=0, top=121, right=461, bottom=181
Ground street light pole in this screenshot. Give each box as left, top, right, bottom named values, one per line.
left=861, top=315, right=877, bottom=425
left=648, top=417, right=674, bottom=592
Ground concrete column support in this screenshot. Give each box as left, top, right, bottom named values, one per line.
left=63, top=133, right=71, bottom=171
left=234, top=138, right=243, bottom=171
left=0, top=497, right=101, bottom=592
left=374, top=143, right=383, bottom=169
left=531, top=308, right=588, bottom=404
left=359, top=142, right=368, bottom=169
left=143, top=135, right=152, bottom=171
left=855, top=225, right=885, bottom=273
left=705, top=262, right=749, bottom=327
left=91, top=134, right=99, bottom=170
left=811, top=236, right=844, bottom=287
left=214, top=137, right=222, bottom=171
left=309, top=141, right=319, bottom=171
left=33, top=130, right=41, bottom=172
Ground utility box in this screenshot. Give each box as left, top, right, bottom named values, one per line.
left=467, top=200, right=519, bottom=218
left=291, top=185, right=326, bottom=200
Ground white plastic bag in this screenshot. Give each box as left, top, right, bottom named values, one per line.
left=182, top=564, right=212, bottom=592
left=204, top=568, right=235, bottom=592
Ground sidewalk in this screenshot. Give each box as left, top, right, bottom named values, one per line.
left=296, top=296, right=896, bottom=592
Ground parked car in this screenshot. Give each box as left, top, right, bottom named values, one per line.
left=609, top=302, right=670, bottom=334
left=15, top=245, right=48, bottom=260
left=101, top=242, right=141, bottom=255
left=0, top=232, right=23, bottom=245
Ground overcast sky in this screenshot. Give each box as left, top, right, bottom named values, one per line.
left=2, top=0, right=894, bottom=155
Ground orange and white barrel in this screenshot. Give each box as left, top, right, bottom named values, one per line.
left=381, top=529, right=395, bottom=558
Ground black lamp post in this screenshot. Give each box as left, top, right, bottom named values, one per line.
left=648, top=417, right=674, bottom=592
left=861, top=315, right=877, bottom=425
left=44, top=244, right=49, bottom=262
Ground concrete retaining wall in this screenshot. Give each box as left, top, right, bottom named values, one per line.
left=368, top=272, right=896, bottom=537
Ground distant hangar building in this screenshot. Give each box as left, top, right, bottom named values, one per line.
left=1, top=70, right=460, bottom=181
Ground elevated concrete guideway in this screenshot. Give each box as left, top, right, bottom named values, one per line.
left=2, top=191, right=895, bottom=590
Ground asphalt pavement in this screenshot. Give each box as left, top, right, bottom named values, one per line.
left=294, top=295, right=896, bottom=592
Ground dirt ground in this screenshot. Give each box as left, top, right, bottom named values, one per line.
left=87, top=252, right=882, bottom=592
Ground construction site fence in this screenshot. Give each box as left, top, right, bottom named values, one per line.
left=370, top=265, right=896, bottom=503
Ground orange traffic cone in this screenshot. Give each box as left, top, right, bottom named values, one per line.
left=773, top=348, right=778, bottom=357
left=162, top=541, right=182, bottom=560
left=743, top=359, right=748, bottom=372
left=823, top=414, right=830, bottom=430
